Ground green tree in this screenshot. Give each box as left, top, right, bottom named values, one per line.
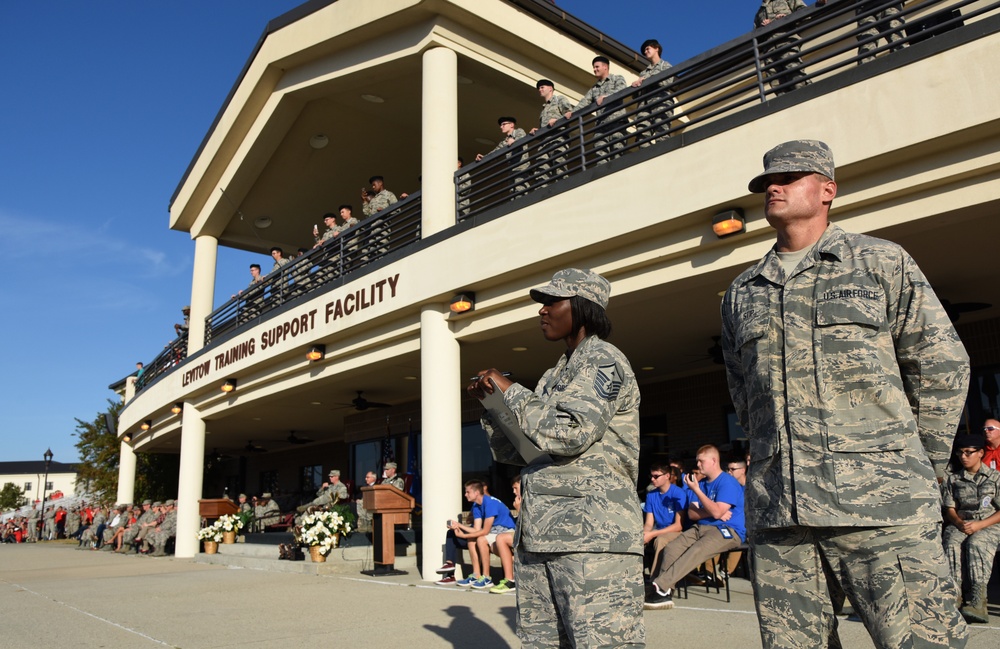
left=0, top=482, right=27, bottom=512
left=73, top=398, right=179, bottom=503
left=73, top=399, right=122, bottom=502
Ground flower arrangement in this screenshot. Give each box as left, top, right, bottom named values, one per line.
left=217, top=513, right=245, bottom=533
left=197, top=524, right=223, bottom=542
left=295, top=508, right=353, bottom=555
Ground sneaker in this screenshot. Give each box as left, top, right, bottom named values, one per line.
left=471, top=576, right=494, bottom=590
left=456, top=575, right=479, bottom=588
left=644, top=585, right=674, bottom=610
left=435, top=575, right=456, bottom=586
left=489, top=579, right=516, bottom=594
left=436, top=561, right=456, bottom=574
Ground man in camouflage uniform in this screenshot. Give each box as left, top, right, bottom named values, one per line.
left=144, top=499, right=177, bottom=556
left=530, top=80, right=574, bottom=185
left=472, top=268, right=645, bottom=648
left=297, top=470, right=349, bottom=514
left=26, top=504, right=40, bottom=542
left=64, top=506, right=81, bottom=538
left=269, top=247, right=291, bottom=274
left=754, top=1, right=810, bottom=95
left=631, top=40, right=674, bottom=147
left=254, top=492, right=281, bottom=531
left=721, top=140, right=969, bottom=647
left=817, top=1, right=908, bottom=64
left=119, top=499, right=154, bottom=553
left=477, top=117, right=529, bottom=195
left=361, top=176, right=396, bottom=261
left=565, top=57, right=628, bottom=164
left=382, top=462, right=405, bottom=491
left=942, top=434, right=1000, bottom=624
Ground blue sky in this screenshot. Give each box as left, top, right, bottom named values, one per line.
left=0, top=1, right=755, bottom=463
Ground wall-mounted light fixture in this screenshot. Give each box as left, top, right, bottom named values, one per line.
left=450, top=292, right=476, bottom=314
left=140, top=420, right=151, bottom=431
left=123, top=433, right=132, bottom=443
left=306, top=344, right=326, bottom=362
left=171, top=403, right=183, bottom=415
left=712, top=208, right=745, bottom=238
left=221, top=379, right=237, bottom=393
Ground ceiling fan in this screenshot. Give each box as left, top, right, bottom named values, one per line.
left=286, top=431, right=313, bottom=445
left=683, top=336, right=725, bottom=365
left=245, top=440, right=267, bottom=453
left=940, top=298, right=991, bottom=323
left=336, top=390, right=392, bottom=411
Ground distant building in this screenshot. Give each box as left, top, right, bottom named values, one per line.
left=0, top=461, right=79, bottom=506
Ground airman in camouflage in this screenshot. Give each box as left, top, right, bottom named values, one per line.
left=472, top=268, right=645, bottom=648
left=297, top=470, right=349, bottom=514
left=631, top=40, right=674, bottom=147
left=566, top=57, right=629, bottom=164
left=361, top=176, right=397, bottom=219
left=818, top=0, right=908, bottom=64
left=382, top=462, right=405, bottom=491
left=942, top=434, right=1000, bottom=624
left=754, top=0, right=810, bottom=95
left=64, top=507, right=81, bottom=538
left=254, top=493, right=281, bottom=531
left=26, top=505, right=39, bottom=542
left=144, top=499, right=177, bottom=556
left=477, top=117, right=529, bottom=194
left=722, top=140, right=970, bottom=647
left=531, top=80, right=574, bottom=184
left=119, top=499, right=155, bottom=553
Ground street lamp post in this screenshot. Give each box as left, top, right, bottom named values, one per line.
left=39, top=448, right=53, bottom=541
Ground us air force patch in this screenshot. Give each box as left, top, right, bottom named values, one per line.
left=594, top=363, right=622, bottom=400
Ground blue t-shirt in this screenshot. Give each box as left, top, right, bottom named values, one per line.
left=694, top=472, right=746, bottom=542
left=643, top=484, right=688, bottom=529
left=474, top=494, right=516, bottom=532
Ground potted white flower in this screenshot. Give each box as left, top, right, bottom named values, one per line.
left=295, top=508, right=354, bottom=562
left=197, top=523, right=223, bottom=554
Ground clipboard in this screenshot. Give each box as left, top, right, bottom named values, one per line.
left=481, top=379, right=552, bottom=466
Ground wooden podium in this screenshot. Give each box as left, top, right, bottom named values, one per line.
left=198, top=498, right=238, bottom=523
left=361, top=484, right=415, bottom=576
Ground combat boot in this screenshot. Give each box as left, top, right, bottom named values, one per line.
left=960, top=584, right=989, bottom=624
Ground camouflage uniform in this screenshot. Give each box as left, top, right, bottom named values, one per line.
left=254, top=498, right=281, bottom=531
left=754, top=1, right=810, bottom=95
left=64, top=509, right=81, bottom=537
left=362, top=189, right=396, bottom=261
left=484, top=272, right=645, bottom=649
left=856, top=1, right=907, bottom=64
left=362, top=189, right=397, bottom=219
left=942, top=463, right=1000, bottom=618
left=573, top=74, right=628, bottom=164
left=121, top=503, right=156, bottom=552
left=488, top=127, right=530, bottom=194
left=26, top=506, right=39, bottom=542
left=42, top=507, right=56, bottom=540
left=537, top=93, right=574, bottom=183
left=145, top=507, right=177, bottom=556
left=382, top=475, right=405, bottom=491
left=298, top=480, right=349, bottom=513
left=270, top=256, right=291, bottom=274
left=722, top=188, right=970, bottom=648
left=633, top=59, right=674, bottom=147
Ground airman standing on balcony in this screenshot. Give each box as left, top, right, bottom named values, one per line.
left=312, top=213, right=340, bottom=249
left=566, top=56, right=628, bottom=164
left=269, top=247, right=291, bottom=273
left=173, top=306, right=190, bottom=338
left=816, top=0, right=908, bottom=64
left=477, top=117, right=530, bottom=194
left=631, top=39, right=674, bottom=147
left=361, top=176, right=397, bottom=218
left=753, top=0, right=810, bottom=95
left=531, top=80, right=573, bottom=184
left=722, top=140, right=969, bottom=647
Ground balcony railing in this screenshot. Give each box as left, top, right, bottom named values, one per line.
left=456, top=0, right=998, bottom=221
left=135, top=335, right=188, bottom=391
left=204, top=194, right=422, bottom=345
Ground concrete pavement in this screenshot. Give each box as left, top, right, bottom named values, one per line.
left=2, top=543, right=998, bottom=648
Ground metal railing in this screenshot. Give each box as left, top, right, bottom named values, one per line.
left=204, top=194, right=422, bottom=344
left=456, top=0, right=998, bottom=221
left=135, top=335, right=188, bottom=391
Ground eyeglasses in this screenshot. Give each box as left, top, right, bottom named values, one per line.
left=727, top=466, right=745, bottom=472
left=983, top=426, right=999, bottom=432
left=650, top=473, right=664, bottom=479
left=956, top=449, right=982, bottom=457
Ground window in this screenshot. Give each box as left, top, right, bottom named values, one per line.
left=24, top=482, right=32, bottom=492
left=259, top=471, right=278, bottom=495
left=300, top=464, right=323, bottom=494
left=45, top=481, right=53, bottom=490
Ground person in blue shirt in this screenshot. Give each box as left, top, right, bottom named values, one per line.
left=437, top=479, right=516, bottom=590
left=645, top=445, right=745, bottom=610
left=643, top=464, right=687, bottom=575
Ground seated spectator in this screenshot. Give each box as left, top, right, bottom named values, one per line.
left=356, top=471, right=378, bottom=533
left=237, top=493, right=252, bottom=514
left=436, top=479, right=515, bottom=589
left=254, top=493, right=281, bottom=531
left=942, top=434, right=1000, bottom=624
left=982, top=418, right=1000, bottom=470
left=78, top=506, right=109, bottom=549
left=643, top=464, right=687, bottom=576
left=488, top=475, right=522, bottom=594
left=297, top=470, right=349, bottom=514
left=118, top=500, right=155, bottom=553
left=132, top=501, right=163, bottom=552
left=64, top=506, right=82, bottom=538
left=645, top=444, right=745, bottom=610
left=101, top=505, right=128, bottom=550
left=142, top=499, right=177, bottom=557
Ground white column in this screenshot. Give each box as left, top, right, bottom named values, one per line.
left=174, top=402, right=206, bottom=558
left=116, top=442, right=137, bottom=506
left=421, top=46, right=458, bottom=237
left=420, top=304, right=463, bottom=580
left=187, top=235, right=218, bottom=354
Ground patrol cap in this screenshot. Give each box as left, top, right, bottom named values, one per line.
left=385, top=462, right=398, bottom=470
left=164, top=499, right=175, bottom=507
left=748, top=140, right=835, bottom=193
left=498, top=116, right=517, bottom=125
left=261, top=492, right=272, bottom=499
left=955, top=434, right=985, bottom=450
left=530, top=268, right=611, bottom=310
left=152, top=501, right=162, bottom=507
left=182, top=306, right=190, bottom=312
left=142, top=499, right=152, bottom=505
left=536, top=79, right=554, bottom=89
left=238, top=493, right=247, bottom=499
left=328, top=470, right=340, bottom=477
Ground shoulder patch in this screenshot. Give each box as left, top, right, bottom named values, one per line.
left=594, top=363, right=623, bottom=401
